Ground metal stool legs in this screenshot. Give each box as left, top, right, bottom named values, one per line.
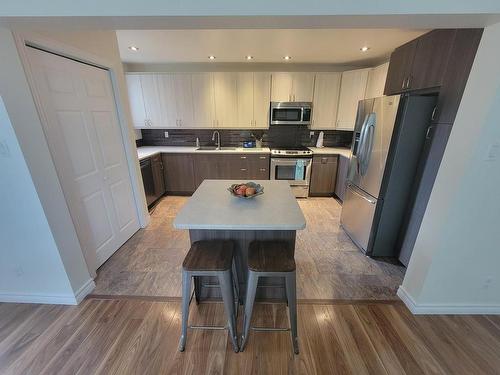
left=240, top=270, right=299, bottom=354
left=179, top=268, right=239, bottom=353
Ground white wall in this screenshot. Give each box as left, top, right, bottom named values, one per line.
left=0, top=28, right=148, bottom=304
left=0, top=96, right=78, bottom=304
left=400, top=22, right=500, bottom=314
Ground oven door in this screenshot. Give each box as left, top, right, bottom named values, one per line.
left=270, top=158, right=312, bottom=186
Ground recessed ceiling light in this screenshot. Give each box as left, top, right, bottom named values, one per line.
left=208, top=55, right=216, bottom=60
left=283, top=55, right=292, bottom=60
left=360, top=46, right=370, bottom=52
left=128, top=46, right=139, bottom=52
left=246, top=55, right=253, bottom=60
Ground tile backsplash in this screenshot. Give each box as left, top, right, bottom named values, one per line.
left=140, top=126, right=353, bottom=148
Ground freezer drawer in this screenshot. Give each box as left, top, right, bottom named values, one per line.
left=340, top=183, right=377, bottom=253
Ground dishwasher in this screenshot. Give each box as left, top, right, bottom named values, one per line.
left=140, top=158, right=156, bottom=207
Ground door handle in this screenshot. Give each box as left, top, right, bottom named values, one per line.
left=431, top=106, right=437, bottom=121
left=348, top=183, right=376, bottom=204
left=426, top=125, right=434, bottom=139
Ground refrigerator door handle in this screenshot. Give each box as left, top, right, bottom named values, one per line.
left=347, top=183, right=377, bottom=204
left=356, top=114, right=370, bottom=173
left=359, top=113, right=376, bottom=176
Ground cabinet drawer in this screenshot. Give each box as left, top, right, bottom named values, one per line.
left=313, top=155, right=338, bottom=164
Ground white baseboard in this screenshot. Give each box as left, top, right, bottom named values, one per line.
left=0, top=279, right=95, bottom=305
left=0, top=291, right=78, bottom=305
left=397, top=286, right=500, bottom=315
left=74, top=278, right=96, bottom=304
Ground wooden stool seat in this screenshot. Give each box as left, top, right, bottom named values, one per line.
left=248, top=241, right=296, bottom=273
left=182, top=240, right=234, bottom=271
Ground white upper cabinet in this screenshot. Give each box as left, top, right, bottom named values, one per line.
left=311, top=72, right=341, bottom=130
left=253, top=72, right=271, bottom=128
left=365, top=62, right=389, bottom=99
left=191, top=73, right=215, bottom=128
left=236, top=72, right=254, bottom=128
left=172, top=74, right=194, bottom=127
left=271, top=72, right=314, bottom=102
left=271, top=72, right=293, bottom=101
left=125, top=75, right=147, bottom=128
left=157, top=74, right=178, bottom=127
left=213, top=72, right=238, bottom=128
left=336, top=68, right=370, bottom=130
left=292, top=73, right=315, bottom=102
left=138, top=75, right=163, bottom=128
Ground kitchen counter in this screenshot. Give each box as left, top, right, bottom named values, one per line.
left=308, top=147, right=351, bottom=158
left=174, top=179, right=305, bottom=301
left=137, top=146, right=271, bottom=160
left=174, top=180, right=305, bottom=231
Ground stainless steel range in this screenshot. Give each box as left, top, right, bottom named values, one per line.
left=270, top=147, right=313, bottom=198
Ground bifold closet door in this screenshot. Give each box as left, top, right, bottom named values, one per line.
left=26, top=47, right=140, bottom=273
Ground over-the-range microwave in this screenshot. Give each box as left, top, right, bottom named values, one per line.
left=270, top=102, right=312, bottom=126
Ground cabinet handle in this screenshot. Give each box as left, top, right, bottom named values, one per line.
left=321, top=157, right=328, bottom=163
left=401, top=78, right=406, bottom=89
left=431, top=106, right=437, bottom=121
left=240, top=168, right=247, bottom=171
left=240, top=156, right=247, bottom=159
left=259, top=168, right=266, bottom=172
left=406, top=75, right=412, bottom=89
left=259, top=156, right=267, bottom=159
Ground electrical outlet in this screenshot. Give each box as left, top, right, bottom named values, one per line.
left=164, top=132, right=169, bottom=138
left=309, top=131, right=315, bottom=138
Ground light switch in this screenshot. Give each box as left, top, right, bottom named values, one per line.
left=484, top=142, right=500, bottom=162
left=0, top=139, right=11, bottom=158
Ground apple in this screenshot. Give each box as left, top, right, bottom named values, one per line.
left=245, top=187, right=256, bottom=196
left=235, top=185, right=247, bottom=196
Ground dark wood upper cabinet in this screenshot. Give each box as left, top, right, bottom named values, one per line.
left=409, top=29, right=455, bottom=91
left=162, top=153, right=195, bottom=194
left=384, top=41, right=417, bottom=95
left=433, top=29, right=483, bottom=124
left=309, top=155, right=338, bottom=197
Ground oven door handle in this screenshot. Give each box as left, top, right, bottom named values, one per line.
left=271, top=158, right=311, bottom=166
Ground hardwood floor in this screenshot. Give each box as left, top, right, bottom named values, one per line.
left=1, top=298, right=499, bottom=374
left=92, top=196, right=405, bottom=300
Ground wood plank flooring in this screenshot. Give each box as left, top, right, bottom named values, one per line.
left=1, top=298, right=499, bottom=374
left=92, top=196, right=405, bottom=300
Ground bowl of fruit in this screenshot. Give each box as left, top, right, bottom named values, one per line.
left=228, top=182, right=264, bottom=199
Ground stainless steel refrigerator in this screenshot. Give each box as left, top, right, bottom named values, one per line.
left=340, top=94, right=436, bottom=257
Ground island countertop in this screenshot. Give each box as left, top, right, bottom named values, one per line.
left=173, top=180, right=306, bottom=231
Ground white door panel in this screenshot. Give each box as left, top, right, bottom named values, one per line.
left=125, top=75, right=147, bottom=128
left=253, top=72, right=271, bottom=128
left=27, top=47, right=140, bottom=273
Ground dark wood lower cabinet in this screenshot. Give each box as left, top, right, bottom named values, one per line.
left=193, top=153, right=270, bottom=189
left=162, top=153, right=196, bottom=194
left=309, top=155, right=338, bottom=197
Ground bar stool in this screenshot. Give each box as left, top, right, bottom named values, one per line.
left=178, top=240, right=239, bottom=353
left=240, top=240, right=299, bottom=354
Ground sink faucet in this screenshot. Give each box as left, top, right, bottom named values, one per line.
left=212, top=131, right=221, bottom=150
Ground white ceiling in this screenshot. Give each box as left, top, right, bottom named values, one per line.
left=116, top=29, right=426, bottom=65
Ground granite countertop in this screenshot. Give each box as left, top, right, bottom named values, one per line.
left=137, top=146, right=271, bottom=160
left=308, top=147, right=351, bottom=158
left=173, top=180, right=306, bottom=231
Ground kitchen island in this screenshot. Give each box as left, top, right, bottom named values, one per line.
left=174, top=179, right=306, bottom=300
